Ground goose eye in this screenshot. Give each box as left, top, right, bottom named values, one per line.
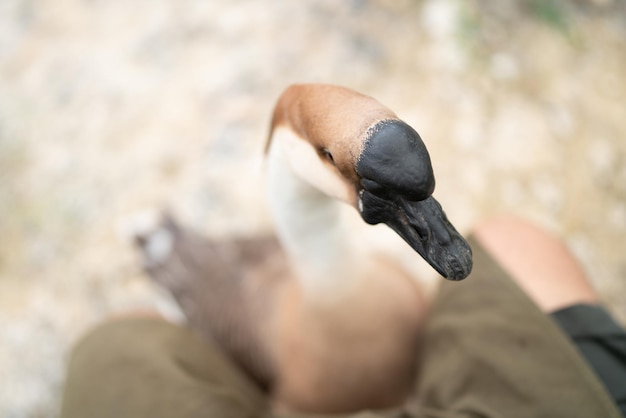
left=321, top=148, right=335, bottom=165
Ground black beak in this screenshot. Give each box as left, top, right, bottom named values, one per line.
left=359, top=189, right=472, bottom=280
left=356, top=120, right=472, bottom=281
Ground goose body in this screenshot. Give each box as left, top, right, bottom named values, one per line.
left=138, top=84, right=472, bottom=414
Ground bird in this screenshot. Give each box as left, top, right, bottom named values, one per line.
left=135, top=84, right=473, bottom=414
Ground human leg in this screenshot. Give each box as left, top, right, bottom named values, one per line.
left=472, top=216, right=598, bottom=312
left=60, top=317, right=268, bottom=418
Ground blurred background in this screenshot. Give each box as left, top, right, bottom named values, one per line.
left=1, top=0, right=625, bottom=416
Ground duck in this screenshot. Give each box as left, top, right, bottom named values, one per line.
left=136, top=83, right=472, bottom=414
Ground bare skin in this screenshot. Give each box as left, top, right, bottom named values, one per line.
left=107, top=309, right=164, bottom=321
left=473, top=216, right=599, bottom=313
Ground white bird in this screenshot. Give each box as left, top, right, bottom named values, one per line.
left=137, top=84, right=472, bottom=414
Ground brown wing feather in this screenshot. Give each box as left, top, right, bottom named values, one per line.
left=137, top=215, right=289, bottom=390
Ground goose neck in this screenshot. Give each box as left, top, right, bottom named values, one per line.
left=266, top=136, right=362, bottom=298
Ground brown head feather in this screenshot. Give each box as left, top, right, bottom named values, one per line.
left=268, top=84, right=399, bottom=185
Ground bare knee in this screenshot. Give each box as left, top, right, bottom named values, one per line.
left=107, top=309, right=165, bottom=321
left=472, top=216, right=599, bottom=313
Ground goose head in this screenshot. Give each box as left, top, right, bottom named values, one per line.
left=269, top=84, right=472, bottom=281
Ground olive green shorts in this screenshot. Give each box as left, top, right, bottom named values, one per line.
left=552, top=304, right=626, bottom=416
left=60, top=238, right=624, bottom=418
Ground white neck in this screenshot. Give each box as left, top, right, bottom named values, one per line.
left=265, top=130, right=365, bottom=300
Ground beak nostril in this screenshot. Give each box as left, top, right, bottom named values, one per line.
left=411, top=222, right=429, bottom=241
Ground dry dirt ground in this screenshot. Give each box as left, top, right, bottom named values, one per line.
left=1, top=0, right=625, bottom=416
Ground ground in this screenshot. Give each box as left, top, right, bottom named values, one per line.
left=0, top=0, right=625, bottom=416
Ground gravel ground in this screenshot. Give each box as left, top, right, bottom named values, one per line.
left=1, top=0, right=625, bottom=416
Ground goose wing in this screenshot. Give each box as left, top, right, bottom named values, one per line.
left=136, top=215, right=289, bottom=389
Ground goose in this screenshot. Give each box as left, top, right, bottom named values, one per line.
left=136, top=84, right=472, bottom=414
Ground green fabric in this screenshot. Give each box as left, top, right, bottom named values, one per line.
left=406, top=237, right=622, bottom=418
left=60, top=238, right=623, bottom=418
left=551, top=304, right=626, bottom=416
left=60, top=318, right=269, bottom=418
